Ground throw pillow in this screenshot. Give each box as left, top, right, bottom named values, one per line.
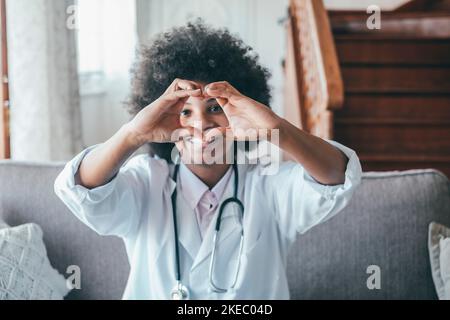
left=0, top=222, right=70, bottom=300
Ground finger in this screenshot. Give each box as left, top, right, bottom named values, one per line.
left=164, top=78, right=181, bottom=94
left=165, top=78, right=200, bottom=94
left=175, top=79, right=201, bottom=91
left=205, top=81, right=240, bottom=98
left=164, top=89, right=202, bottom=102
left=216, top=97, right=228, bottom=108
left=204, top=85, right=233, bottom=99
left=169, top=127, right=194, bottom=143
left=172, top=96, right=190, bottom=113
left=205, top=81, right=237, bottom=91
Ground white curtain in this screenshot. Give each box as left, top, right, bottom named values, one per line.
left=7, top=0, right=82, bottom=161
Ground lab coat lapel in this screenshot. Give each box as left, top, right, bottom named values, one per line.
left=190, top=165, right=244, bottom=272
left=151, top=164, right=177, bottom=267
left=167, top=163, right=202, bottom=262
left=177, top=193, right=202, bottom=261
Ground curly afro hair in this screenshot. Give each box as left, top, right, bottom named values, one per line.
left=126, top=20, right=272, bottom=163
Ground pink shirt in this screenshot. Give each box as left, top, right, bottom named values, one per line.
left=179, top=162, right=233, bottom=240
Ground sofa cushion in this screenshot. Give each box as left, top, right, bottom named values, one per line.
left=0, top=222, right=70, bottom=299
left=429, top=222, right=450, bottom=300
left=287, top=169, right=450, bottom=299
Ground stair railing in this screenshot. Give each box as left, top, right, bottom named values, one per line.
left=284, top=0, right=344, bottom=139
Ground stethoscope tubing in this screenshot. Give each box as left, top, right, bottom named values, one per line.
left=171, top=160, right=244, bottom=296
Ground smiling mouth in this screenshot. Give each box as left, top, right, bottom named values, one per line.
left=184, top=135, right=217, bottom=148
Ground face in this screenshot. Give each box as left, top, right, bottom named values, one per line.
left=174, top=83, right=232, bottom=165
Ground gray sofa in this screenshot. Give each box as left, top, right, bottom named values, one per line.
left=0, top=160, right=449, bottom=300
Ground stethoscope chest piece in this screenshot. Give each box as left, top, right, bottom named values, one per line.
left=171, top=282, right=190, bottom=300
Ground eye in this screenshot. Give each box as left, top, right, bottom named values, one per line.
left=180, top=109, right=191, bottom=117
left=208, top=105, right=223, bottom=113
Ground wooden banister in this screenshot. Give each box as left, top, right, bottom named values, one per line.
left=0, top=0, right=10, bottom=159
left=284, top=0, right=344, bottom=139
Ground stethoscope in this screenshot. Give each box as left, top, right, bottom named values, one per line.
left=170, top=161, right=245, bottom=300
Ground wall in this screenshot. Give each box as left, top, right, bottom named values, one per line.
left=324, top=0, right=409, bottom=10
left=136, top=0, right=289, bottom=118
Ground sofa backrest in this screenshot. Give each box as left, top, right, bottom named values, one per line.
left=1, top=161, right=449, bottom=299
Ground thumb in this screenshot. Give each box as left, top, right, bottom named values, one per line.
left=216, top=97, right=228, bottom=108
left=173, top=95, right=190, bottom=110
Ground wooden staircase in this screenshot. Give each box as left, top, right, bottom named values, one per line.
left=331, top=10, right=450, bottom=177
left=284, top=0, right=450, bottom=177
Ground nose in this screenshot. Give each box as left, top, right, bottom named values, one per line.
left=182, top=110, right=217, bottom=133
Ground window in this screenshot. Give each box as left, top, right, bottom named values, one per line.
left=76, top=0, right=137, bottom=96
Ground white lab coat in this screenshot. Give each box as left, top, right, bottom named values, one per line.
left=54, top=139, right=362, bottom=300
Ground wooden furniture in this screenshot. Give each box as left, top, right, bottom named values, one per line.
left=284, top=0, right=343, bottom=140
left=395, top=0, right=450, bottom=12
left=285, top=0, right=450, bottom=177
left=0, top=0, right=9, bottom=159
left=332, top=7, right=450, bottom=177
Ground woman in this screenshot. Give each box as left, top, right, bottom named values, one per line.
left=55, top=22, right=362, bottom=299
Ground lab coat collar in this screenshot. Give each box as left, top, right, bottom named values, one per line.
left=179, top=162, right=208, bottom=210
left=178, top=161, right=233, bottom=211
